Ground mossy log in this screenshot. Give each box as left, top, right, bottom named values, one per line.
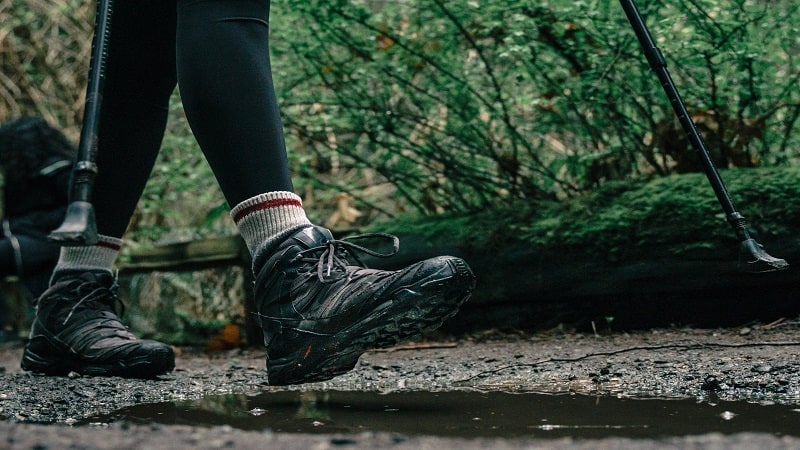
left=117, top=168, right=800, bottom=342
left=367, top=167, right=800, bottom=332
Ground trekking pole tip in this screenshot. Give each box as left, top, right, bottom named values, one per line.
left=738, top=238, right=788, bottom=273
left=48, top=201, right=99, bottom=246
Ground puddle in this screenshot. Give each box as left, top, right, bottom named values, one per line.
left=78, top=391, right=800, bottom=439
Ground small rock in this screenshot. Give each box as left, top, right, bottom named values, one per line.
left=752, top=365, right=772, bottom=374
left=701, top=375, right=721, bottom=391
left=248, top=407, right=267, bottom=416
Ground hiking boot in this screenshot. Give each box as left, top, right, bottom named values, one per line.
left=254, top=225, right=476, bottom=385
left=21, top=271, right=174, bottom=378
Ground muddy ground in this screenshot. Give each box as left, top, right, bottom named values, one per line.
left=1, top=319, right=799, bottom=449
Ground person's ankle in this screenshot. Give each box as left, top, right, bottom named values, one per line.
left=49, top=268, right=113, bottom=286
left=250, top=224, right=315, bottom=275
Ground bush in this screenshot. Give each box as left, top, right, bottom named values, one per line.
left=2, top=0, right=799, bottom=243
left=273, top=0, right=800, bottom=214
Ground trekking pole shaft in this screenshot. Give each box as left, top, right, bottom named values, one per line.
left=49, top=0, right=114, bottom=246
left=619, top=0, right=751, bottom=241
left=74, top=0, right=112, bottom=203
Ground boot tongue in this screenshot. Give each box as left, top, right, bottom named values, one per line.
left=51, top=270, right=114, bottom=287
left=80, top=270, right=115, bottom=286
left=291, top=226, right=333, bottom=249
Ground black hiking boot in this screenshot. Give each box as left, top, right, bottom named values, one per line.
left=21, top=271, right=174, bottom=378
left=254, top=225, right=476, bottom=385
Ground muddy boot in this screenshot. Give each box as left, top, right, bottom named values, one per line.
left=21, top=271, right=174, bottom=378
left=253, top=225, right=476, bottom=385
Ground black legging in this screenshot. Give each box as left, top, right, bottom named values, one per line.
left=0, top=235, right=60, bottom=278
left=0, top=235, right=59, bottom=327
left=94, top=0, right=292, bottom=237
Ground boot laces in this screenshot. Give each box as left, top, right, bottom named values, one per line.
left=62, top=275, right=125, bottom=325
left=296, top=233, right=400, bottom=282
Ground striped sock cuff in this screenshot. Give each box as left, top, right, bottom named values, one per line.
left=230, top=191, right=312, bottom=261
left=52, top=235, right=123, bottom=276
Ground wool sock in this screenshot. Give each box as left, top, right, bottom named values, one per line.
left=50, top=235, right=123, bottom=282
left=231, top=191, right=312, bottom=272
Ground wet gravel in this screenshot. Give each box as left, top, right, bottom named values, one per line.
left=1, top=321, right=800, bottom=449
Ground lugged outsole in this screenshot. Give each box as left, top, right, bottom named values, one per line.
left=21, top=345, right=175, bottom=379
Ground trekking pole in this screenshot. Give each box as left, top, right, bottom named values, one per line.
left=619, top=0, right=788, bottom=273
left=49, top=0, right=114, bottom=246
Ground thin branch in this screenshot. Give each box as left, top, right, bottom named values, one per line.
left=455, top=341, right=800, bottom=383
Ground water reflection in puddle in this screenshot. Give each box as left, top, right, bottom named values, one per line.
left=78, top=391, right=800, bottom=439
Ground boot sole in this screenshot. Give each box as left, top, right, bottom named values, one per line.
left=21, top=344, right=175, bottom=379
left=266, top=256, right=475, bottom=385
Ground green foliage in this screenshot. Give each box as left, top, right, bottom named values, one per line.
left=121, top=267, right=248, bottom=345
left=3, top=1, right=800, bottom=244
left=0, top=0, right=93, bottom=132
left=272, top=0, right=800, bottom=216
left=126, top=93, right=232, bottom=244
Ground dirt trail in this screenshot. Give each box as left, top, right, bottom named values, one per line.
left=1, top=322, right=799, bottom=449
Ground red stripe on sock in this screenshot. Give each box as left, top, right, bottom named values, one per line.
left=233, top=198, right=302, bottom=223
left=96, top=240, right=122, bottom=251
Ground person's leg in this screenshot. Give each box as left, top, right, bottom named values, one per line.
left=11, top=235, right=60, bottom=282
left=21, top=1, right=179, bottom=378
left=9, top=234, right=60, bottom=306
left=176, top=0, right=311, bottom=270
left=0, top=235, right=58, bottom=341
left=52, top=0, right=180, bottom=273
left=176, top=0, right=476, bottom=385
left=93, top=5, right=180, bottom=237
left=177, top=0, right=292, bottom=205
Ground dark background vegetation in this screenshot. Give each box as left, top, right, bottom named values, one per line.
left=3, top=0, right=799, bottom=242
left=2, top=0, right=799, bottom=339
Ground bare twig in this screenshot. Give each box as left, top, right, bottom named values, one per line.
left=372, top=342, right=459, bottom=353
left=455, top=341, right=800, bottom=383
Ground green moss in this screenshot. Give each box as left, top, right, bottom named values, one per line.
left=368, top=167, right=800, bottom=261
